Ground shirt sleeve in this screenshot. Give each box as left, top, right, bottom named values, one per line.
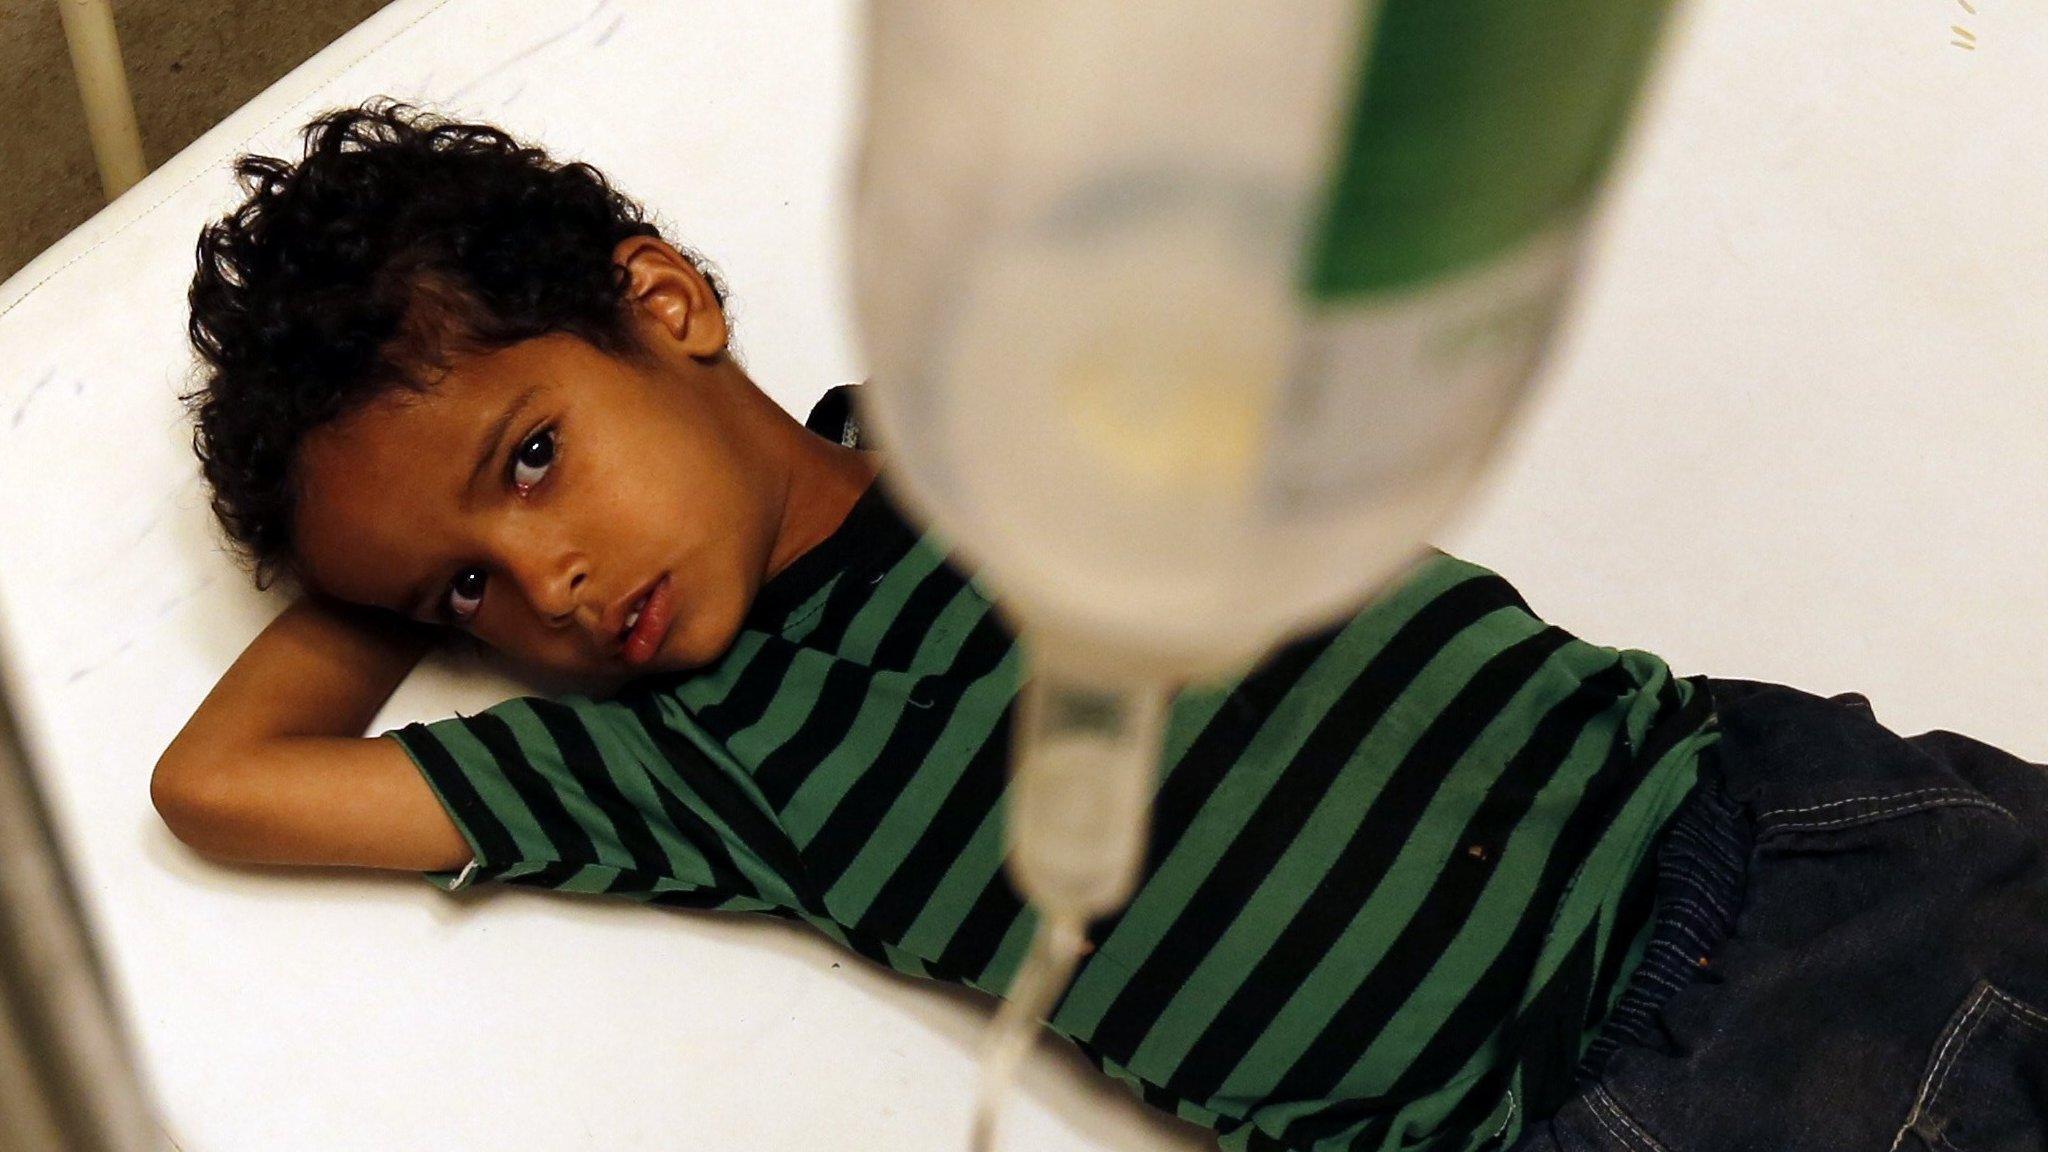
left=381, top=689, right=806, bottom=906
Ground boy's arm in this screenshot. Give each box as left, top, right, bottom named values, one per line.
left=151, top=594, right=473, bottom=872
left=163, top=593, right=435, bottom=750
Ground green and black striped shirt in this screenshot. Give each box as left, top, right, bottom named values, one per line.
left=386, top=465, right=1720, bottom=1152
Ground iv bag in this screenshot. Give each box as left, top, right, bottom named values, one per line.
left=852, top=0, right=1679, bottom=689
left=848, top=2, right=1682, bottom=1146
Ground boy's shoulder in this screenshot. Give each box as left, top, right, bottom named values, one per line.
left=804, top=382, right=867, bottom=448
left=793, top=384, right=1528, bottom=648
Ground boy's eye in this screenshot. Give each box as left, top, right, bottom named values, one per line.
left=512, top=427, right=555, bottom=490
left=446, top=568, right=487, bottom=622
left=439, top=426, right=555, bottom=624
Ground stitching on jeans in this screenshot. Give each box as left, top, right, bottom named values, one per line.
left=1590, top=1085, right=1671, bottom=1152
left=1890, top=985, right=1984, bottom=1150
left=1927, top=1010, right=1994, bottom=1129
left=1762, top=787, right=1980, bottom=819
left=1584, top=1091, right=1649, bottom=1152
left=1925, top=992, right=1990, bottom=1115
left=1925, top=986, right=1999, bottom=1125
left=1986, top=986, right=2048, bottom=1033
left=1765, top=796, right=2014, bottom=834
left=1770, top=796, right=2011, bottom=833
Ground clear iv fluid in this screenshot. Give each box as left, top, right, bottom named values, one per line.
left=849, top=2, right=1684, bottom=1148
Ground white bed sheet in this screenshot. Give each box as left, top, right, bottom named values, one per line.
left=0, top=1, right=2041, bottom=1149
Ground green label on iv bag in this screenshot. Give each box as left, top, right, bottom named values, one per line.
left=1301, top=0, right=1681, bottom=299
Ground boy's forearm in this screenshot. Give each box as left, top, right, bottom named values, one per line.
left=160, top=594, right=439, bottom=766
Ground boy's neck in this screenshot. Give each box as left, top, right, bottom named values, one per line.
left=765, top=411, right=882, bottom=585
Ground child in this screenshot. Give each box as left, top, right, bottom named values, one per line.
left=153, top=101, right=2048, bottom=1152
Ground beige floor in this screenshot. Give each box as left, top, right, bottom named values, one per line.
left=0, top=0, right=391, bottom=283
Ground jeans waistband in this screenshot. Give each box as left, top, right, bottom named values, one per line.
left=1579, top=750, right=1751, bottom=1078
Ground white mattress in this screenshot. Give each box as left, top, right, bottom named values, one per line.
left=0, top=1, right=2040, bottom=1149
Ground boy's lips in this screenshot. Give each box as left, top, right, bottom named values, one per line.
left=610, top=572, right=666, bottom=638
left=618, top=573, right=674, bottom=666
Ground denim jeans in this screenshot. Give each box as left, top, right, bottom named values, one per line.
left=1511, top=677, right=2048, bottom=1152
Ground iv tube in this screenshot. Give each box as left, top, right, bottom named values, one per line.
left=971, top=670, right=1171, bottom=1152
left=969, top=913, right=1086, bottom=1152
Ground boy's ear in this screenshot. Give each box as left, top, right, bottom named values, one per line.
left=613, top=236, right=728, bottom=361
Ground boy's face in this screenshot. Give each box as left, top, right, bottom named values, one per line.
left=289, top=241, right=785, bottom=687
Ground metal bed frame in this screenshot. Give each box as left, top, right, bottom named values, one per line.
left=56, top=0, right=148, bottom=200
left=3, top=6, right=167, bottom=1149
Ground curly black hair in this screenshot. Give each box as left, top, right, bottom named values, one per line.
left=181, top=98, right=733, bottom=591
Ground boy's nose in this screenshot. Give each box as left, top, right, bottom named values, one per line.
left=507, top=547, right=591, bottom=629
left=547, top=570, right=590, bottom=628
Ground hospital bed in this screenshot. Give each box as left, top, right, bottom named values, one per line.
left=0, top=1, right=2042, bottom=1148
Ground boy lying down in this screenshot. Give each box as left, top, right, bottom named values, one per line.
left=153, top=101, right=2048, bottom=1152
